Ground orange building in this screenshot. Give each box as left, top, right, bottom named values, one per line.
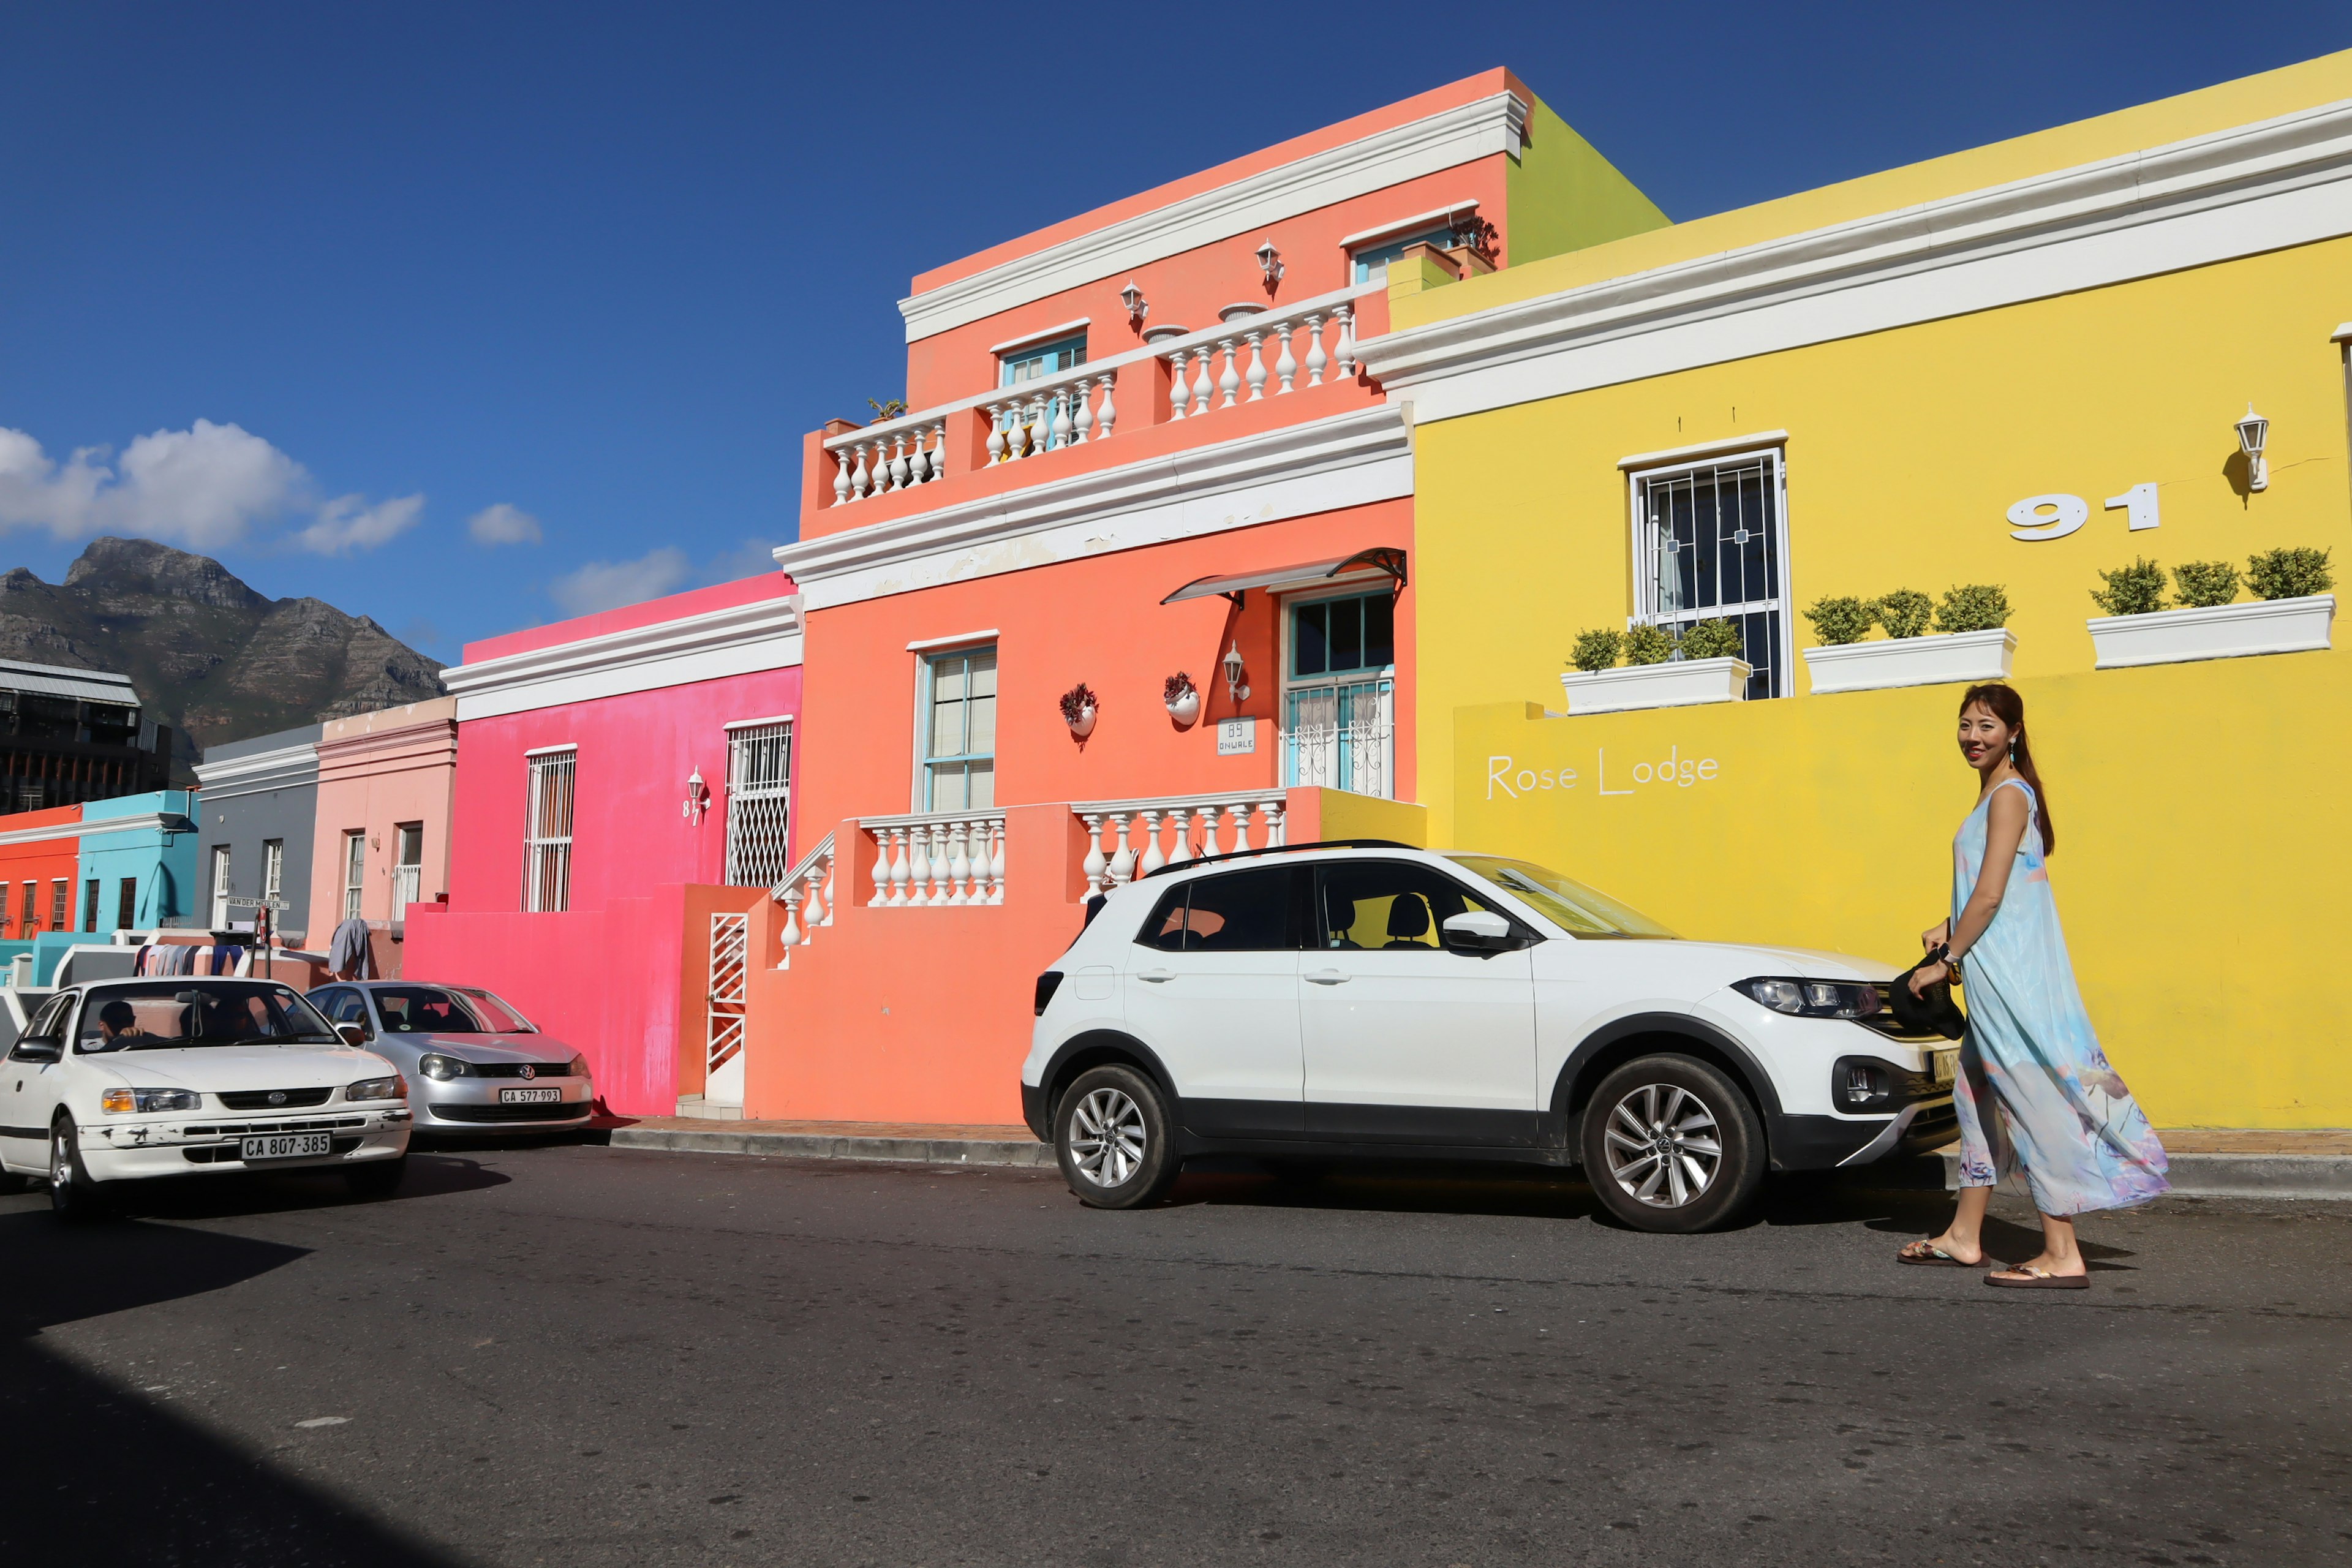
left=0, top=805, right=87, bottom=943
left=688, top=71, right=1665, bottom=1121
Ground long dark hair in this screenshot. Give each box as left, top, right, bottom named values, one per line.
left=1959, top=682, right=2055, bottom=855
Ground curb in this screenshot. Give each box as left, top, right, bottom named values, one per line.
left=608, top=1125, right=1055, bottom=1169
left=1940, top=1150, right=2352, bottom=1202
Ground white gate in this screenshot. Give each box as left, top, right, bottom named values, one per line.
left=704, top=911, right=749, bottom=1107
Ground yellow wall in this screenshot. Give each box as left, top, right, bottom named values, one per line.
left=1453, top=652, right=2352, bottom=1128
left=1502, top=95, right=1671, bottom=268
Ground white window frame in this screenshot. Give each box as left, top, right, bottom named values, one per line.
left=1278, top=584, right=1398, bottom=800
left=913, top=644, right=997, bottom=813
left=209, top=844, right=232, bottom=929
left=342, top=830, right=366, bottom=921
left=263, top=839, right=284, bottom=903
left=523, top=748, right=576, bottom=914
left=722, top=719, right=794, bottom=888
left=1625, top=444, right=1794, bottom=700
left=392, top=822, right=422, bottom=919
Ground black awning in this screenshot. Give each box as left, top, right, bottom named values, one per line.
left=1160, top=546, right=1406, bottom=607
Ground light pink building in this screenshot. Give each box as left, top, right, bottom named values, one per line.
left=306, top=697, right=459, bottom=976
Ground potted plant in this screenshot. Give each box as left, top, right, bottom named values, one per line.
left=1801, top=583, right=2016, bottom=695
left=1163, top=673, right=1200, bottom=726
left=1059, top=682, right=1099, bottom=740
left=2087, top=548, right=2334, bottom=668
left=1559, top=619, right=1750, bottom=714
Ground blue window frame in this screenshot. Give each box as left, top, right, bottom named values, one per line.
left=921, top=647, right=997, bottom=811
left=1351, top=226, right=1455, bottom=284
left=1283, top=592, right=1396, bottom=798
left=1289, top=593, right=1395, bottom=678
left=998, top=333, right=1087, bottom=388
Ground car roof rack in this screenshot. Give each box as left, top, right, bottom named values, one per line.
left=1134, top=838, right=1417, bottom=880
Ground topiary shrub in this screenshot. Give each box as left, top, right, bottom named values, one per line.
left=2089, top=557, right=2168, bottom=617
left=2245, top=546, right=2334, bottom=600
left=2171, top=560, right=2241, bottom=609
left=1623, top=624, right=1674, bottom=665
left=1678, top=618, right=1744, bottom=660
left=1935, top=584, right=2012, bottom=633
left=1802, top=596, right=1874, bottom=646
left=1568, top=628, right=1623, bottom=673
left=1873, top=589, right=1932, bottom=639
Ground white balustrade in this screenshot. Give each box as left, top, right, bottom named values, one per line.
left=1072, top=791, right=1287, bottom=897
left=820, top=282, right=1378, bottom=504
left=770, top=831, right=838, bottom=968
left=861, top=812, right=1008, bottom=907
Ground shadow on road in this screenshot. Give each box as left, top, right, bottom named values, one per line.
left=0, top=1205, right=464, bottom=1565
left=97, top=1152, right=510, bottom=1222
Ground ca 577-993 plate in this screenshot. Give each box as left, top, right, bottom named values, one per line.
left=500, top=1087, right=561, bottom=1104
left=1931, top=1049, right=1959, bottom=1087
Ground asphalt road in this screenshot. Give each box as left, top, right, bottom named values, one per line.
left=2, top=1142, right=2346, bottom=1567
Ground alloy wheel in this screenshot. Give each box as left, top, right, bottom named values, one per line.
left=1601, top=1083, right=1724, bottom=1208
left=1067, top=1087, right=1147, bottom=1188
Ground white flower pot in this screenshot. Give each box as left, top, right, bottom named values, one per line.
left=2087, top=594, right=2334, bottom=669
left=1165, top=690, right=1200, bottom=725
left=1559, top=657, right=1749, bottom=715
left=1803, top=628, right=2015, bottom=695
left=1066, top=705, right=1097, bottom=739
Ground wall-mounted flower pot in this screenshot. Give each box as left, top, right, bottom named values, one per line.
left=1803, top=628, right=2015, bottom=695
left=1066, top=704, right=1098, bottom=740
left=1559, top=657, right=1750, bottom=715
left=2087, top=594, right=2335, bottom=669
left=1165, top=690, right=1200, bottom=726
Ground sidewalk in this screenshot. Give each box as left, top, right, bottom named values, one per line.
left=597, top=1117, right=2352, bottom=1199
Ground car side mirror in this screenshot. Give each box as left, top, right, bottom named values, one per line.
left=336, top=1023, right=366, bottom=1047
left=11, top=1037, right=61, bottom=1063
left=1441, top=910, right=1518, bottom=955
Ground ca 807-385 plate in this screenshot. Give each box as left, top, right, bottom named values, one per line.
left=241, top=1131, right=332, bottom=1162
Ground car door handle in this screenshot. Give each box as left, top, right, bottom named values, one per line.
left=1136, top=968, right=1175, bottom=983
left=1304, top=970, right=1351, bottom=985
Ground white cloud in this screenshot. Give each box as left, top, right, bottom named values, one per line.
left=292, top=492, right=424, bottom=555
left=548, top=547, right=692, bottom=617
left=702, top=537, right=783, bottom=582
left=467, top=502, right=543, bottom=546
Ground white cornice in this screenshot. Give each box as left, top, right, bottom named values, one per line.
left=0, top=811, right=192, bottom=850
left=442, top=595, right=805, bottom=722
left=774, top=405, right=1415, bottom=611
left=1362, top=96, right=2352, bottom=423
left=899, top=93, right=1526, bottom=344
left=194, top=741, right=319, bottom=793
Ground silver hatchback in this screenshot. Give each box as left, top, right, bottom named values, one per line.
left=307, top=982, right=594, bottom=1136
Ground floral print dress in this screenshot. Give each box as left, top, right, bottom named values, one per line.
left=1951, top=778, right=2170, bottom=1215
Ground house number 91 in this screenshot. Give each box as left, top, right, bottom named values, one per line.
left=2008, top=484, right=2159, bottom=541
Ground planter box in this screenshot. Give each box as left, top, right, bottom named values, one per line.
left=2088, top=594, right=2335, bottom=669
left=1804, top=628, right=2015, bottom=695
left=1560, top=657, right=1750, bottom=715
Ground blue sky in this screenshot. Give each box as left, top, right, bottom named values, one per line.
left=4, top=2, right=2348, bottom=665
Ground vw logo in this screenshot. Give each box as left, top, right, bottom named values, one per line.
left=520, top=1065, right=535, bottom=1080
left=266, top=1091, right=286, bottom=1106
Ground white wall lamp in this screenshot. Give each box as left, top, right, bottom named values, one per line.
left=1119, top=280, right=1148, bottom=326
left=2236, top=404, right=2270, bottom=492
left=1221, top=641, right=1251, bottom=703
left=682, top=767, right=709, bottom=824
left=1255, top=240, right=1284, bottom=285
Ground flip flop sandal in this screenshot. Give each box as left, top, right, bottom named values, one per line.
left=1985, top=1266, right=2089, bottom=1289
left=1897, top=1242, right=1978, bottom=1267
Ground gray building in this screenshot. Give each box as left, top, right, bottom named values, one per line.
left=192, top=723, right=321, bottom=943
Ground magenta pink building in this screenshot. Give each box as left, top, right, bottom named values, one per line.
left=405, top=573, right=803, bottom=1115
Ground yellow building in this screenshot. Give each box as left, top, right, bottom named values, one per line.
left=1360, top=51, right=2352, bottom=1128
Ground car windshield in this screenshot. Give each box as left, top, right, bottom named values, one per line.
left=1444, top=855, right=1678, bottom=939
left=371, top=986, right=535, bottom=1035
left=75, top=981, right=340, bottom=1052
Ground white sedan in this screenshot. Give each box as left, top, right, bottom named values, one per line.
left=0, top=976, right=413, bottom=1219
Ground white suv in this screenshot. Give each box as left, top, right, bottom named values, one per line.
left=1021, top=841, right=1956, bottom=1232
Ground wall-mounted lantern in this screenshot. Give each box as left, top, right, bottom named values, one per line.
left=1221, top=641, right=1251, bottom=703
left=2236, top=404, right=2270, bottom=492
left=1120, top=280, right=1148, bottom=326
left=682, top=767, right=709, bottom=823
left=1255, top=240, right=1284, bottom=285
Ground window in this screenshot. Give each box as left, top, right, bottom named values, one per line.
left=49, top=878, right=68, bottom=930
left=342, top=831, right=366, bottom=921
left=1136, top=867, right=1300, bottom=953
left=263, top=839, right=284, bottom=903
left=16, top=880, right=31, bottom=937
left=116, top=878, right=137, bottom=932
left=998, top=332, right=1086, bottom=387
left=0, top=882, right=9, bottom=938
left=209, top=844, right=232, bottom=928
left=524, top=750, right=576, bottom=913
left=1351, top=225, right=1455, bottom=284
left=1313, top=860, right=1501, bottom=951
left=921, top=649, right=996, bottom=812
left=1632, top=450, right=1790, bottom=699
left=723, top=721, right=793, bottom=888
left=1283, top=592, right=1396, bottom=799
left=392, top=823, right=422, bottom=919
left=81, top=878, right=99, bottom=933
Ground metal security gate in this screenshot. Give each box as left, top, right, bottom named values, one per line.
left=723, top=720, right=793, bottom=887
left=704, top=911, right=748, bottom=1107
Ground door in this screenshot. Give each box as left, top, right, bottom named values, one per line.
left=1300, top=860, right=1539, bottom=1146
left=1, top=993, right=75, bottom=1172
left=704, top=912, right=748, bottom=1107
left=1119, top=865, right=1305, bottom=1137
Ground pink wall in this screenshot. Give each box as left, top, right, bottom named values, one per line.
left=307, top=699, right=459, bottom=950
left=462, top=573, right=795, bottom=665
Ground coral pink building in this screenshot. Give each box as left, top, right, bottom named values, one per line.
left=306, top=698, right=459, bottom=977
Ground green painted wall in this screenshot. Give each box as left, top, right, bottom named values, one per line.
left=1505, top=97, right=1670, bottom=266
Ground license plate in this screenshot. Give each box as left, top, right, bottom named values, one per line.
left=241, top=1132, right=331, bottom=1162
left=500, top=1087, right=562, bottom=1104
left=1931, top=1049, right=1958, bottom=1087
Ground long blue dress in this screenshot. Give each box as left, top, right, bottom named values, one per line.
left=1950, top=777, right=2170, bottom=1216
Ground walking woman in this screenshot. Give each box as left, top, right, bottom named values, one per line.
left=1898, top=683, right=2170, bottom=1287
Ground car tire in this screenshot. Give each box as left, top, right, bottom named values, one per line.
left=1579, top=1054, right=1764, bottom=1234
left=345, top=1155, right=407, bottom=1202
left=49, top=1115, right=112, bottom=1223
left=1054, top=1065, right=1179, bottom=1210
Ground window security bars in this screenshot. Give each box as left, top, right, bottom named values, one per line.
left=210, top=845, right=232, bottom=929
left=393, top=823, right=422, bottom=919
left=922, top=649, right=997, bottom=812
left=704, top=911, right=750, bottom=1105
left=524, top=750, right=576, bottom=913
left=342, top=831, right=366, bottom=921
left=723, top=722, right=794, bottom=889
left=1284, top=679, right=1396, bottom=799
left=1634, top=453, right=1789, bottom=700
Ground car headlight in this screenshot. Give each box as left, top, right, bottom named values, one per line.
left=1733, top=976, right=1882, bottom=1020
left=347, top=1075, right=407, bottom=1102
left=418, top=1053, right=469, bottom=1080
left=99, top=1087, right=202, bottom=1114
left=566, top=1054, right=590, bottom=1080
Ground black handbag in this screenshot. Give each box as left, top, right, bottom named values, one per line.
left=1887, top=959, right=1967, bottom=1040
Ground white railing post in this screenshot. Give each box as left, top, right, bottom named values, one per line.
left=1274, top=322, right=1297, bottom=394
left=1080, top=813, right=1108, bottom=896
left=986, top=818, right=1007, bottom=904
left=1166, top=353, right=1190, bottom=420
left=1244, top=330, right=1267, bottom=401
left=1261, top=799, right=1287, bottom=846
left=984, top=404, right=1006, bottom=464
left=852, top=441, right=873, bottom=499
left=834, top=447, right=853, bottom=505
left=1093, top=367, right=1116, bottom=439
left=1216, top=338, right=1240, bottom=408
left=1136, top=809, right=1166, bottom=877
left=780, top=886, right=805, bottom=948
left=1336, top=304, right=1357, bottom=378
left=891, top=432, right=913, bottom=491
left=1304, top=314, right=1327, bottom=386
left=887, top=826, right=913, bottom=905
left=1069, top=378, right=1092, bottom=444
left=1107, top=813, right=1136, bottom=887
left=925, top=422, right=946, bottom=483
left=1163, top=805, right=1194, bottom=865
left=943, top=820, right=969, bottom=905
left=1189, top=348, right=1215, bottom=417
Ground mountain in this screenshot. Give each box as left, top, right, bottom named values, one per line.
left=0, top=537, right=447, bottom=767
